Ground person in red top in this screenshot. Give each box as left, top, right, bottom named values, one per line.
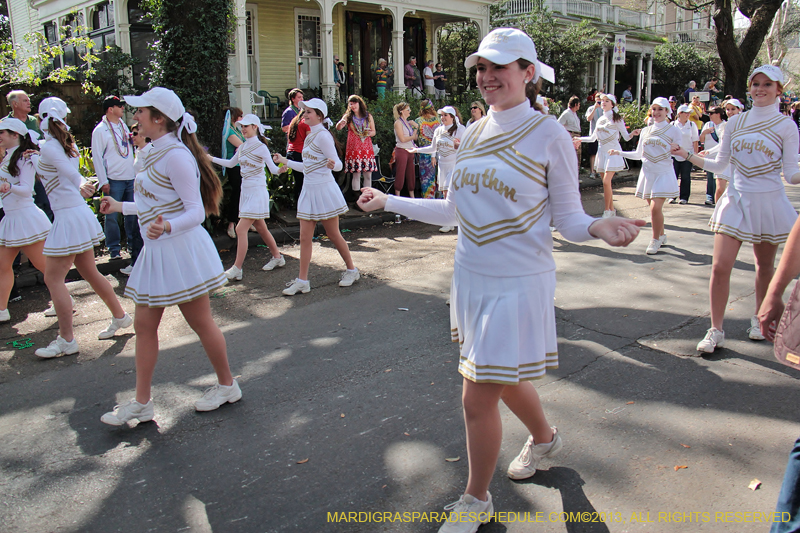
left=286, top=112, right=310, bottom=203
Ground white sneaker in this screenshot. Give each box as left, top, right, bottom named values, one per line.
left=507, top=428, right=563, bottom=480
left=120, top=265, right=133, bottom=276
left=262, top=255, right=286, bottom=271
left=195, top=379, right=242, bottom=411
left=659, top=234, right=668, bottom=246
left=645, top=239, right=661, bottom=255
left=439, top=226, right=454, bottom=233
left=98, top=313, right=133, bottom=340
left=0, top=309, right=9, bottom=323
left=438, top=492, right=494, bottom=533
left=339, top=268, right=360, bottom=287
left=35, top=335, right=79, bottom=359
left=101, top=399, right=154, bottom=426
left=697, top=328, right=725, bottom=354
left=602, top=209, right=616, bottom=218
left=44, top=296, right=75, bottom=317
left=225, top=265, right=243, bottom=281
left=283, top=279, right=310, bottom=295
left=748, top=316, right=766, bottom=341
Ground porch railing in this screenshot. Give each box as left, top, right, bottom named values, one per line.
left=502, top=0, right=656, bottom=31
left=668, top=28, right=716, bottom=43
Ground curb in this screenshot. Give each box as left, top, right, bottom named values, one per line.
left=14, top=170, right=641, bottom=290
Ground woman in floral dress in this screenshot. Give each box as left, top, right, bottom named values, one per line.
left=415, top=99, right=440, bottom=198
left=336, top=95, right=376, bottom=199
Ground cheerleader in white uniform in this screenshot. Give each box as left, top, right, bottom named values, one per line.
left=575, top=94, right=640, bottom=218
left=358, top=28, right=645, bottom=532
left=99, top=88, right=241, bottom=425
left=30, top=98, right=132, bottom=359
left=210, top=113, right=285, bottom=281
left=0, top=118, right=50, bottom=322
left=671, top=65, right=800, bottom=354
left=701, top=98, right=744, bottom=203
left=273, top=99, right=359, bottom=295
left=409, top=106, right=466, bottom=233
left=610, top=97, right=682, bottom=255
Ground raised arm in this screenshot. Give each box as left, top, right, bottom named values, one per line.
left=211, top=150, right=240, bottom=168
left=618, top=131, right=645, bottom=160
left=617, top=118, right=633, bottom=142
left=319, top=131, right=343, bottom=172
left=781, top=121, right=800, bottom=184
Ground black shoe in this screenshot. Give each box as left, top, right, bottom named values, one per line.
left=9, top=295, right=21, bottom=303
left=705, top=200, right=715, bottom=206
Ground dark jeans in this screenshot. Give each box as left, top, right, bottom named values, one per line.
left=673, top=159, right=693, bottom=201
left=33, top=179, right=53, bottom=221
left=771, top=435, right=800, bottom=533
left=706, top=171, right=716, bottom=199
left=288, top=151, right=304, bottom=203
left=224, top=165, right=242, bottom=223
left=105, top=179, right=143, bottom=264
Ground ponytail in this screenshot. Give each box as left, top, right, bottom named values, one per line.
left=47, top=121, right=78, bottom=158
left=150, top=107, right=223, bottom=216
left=256, top=130, right=270, bottom=148
left=8, top=132, right=39, bottom=177
left=288, top=110, right=305, bottom=141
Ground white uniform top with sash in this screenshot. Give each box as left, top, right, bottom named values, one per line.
left=701, top=121, right=730, bottom=181
left=578, top=110, right=632, bottom=172
left=619, top=120, right=683, bottom=199
left=414, top=123, right=466, bottom=191
left=385, top=101, right=596, bottom=384
left=0, top=146, right=51, bottom=247
left=702, top=105, right=800, bottom=244
left=121, top=134, right=226, bottom=306
left=284, top=123, right=347, bottom=221
left=212, top=137, right=281, bottom=219
left=32, top=135, right=104, bottom=256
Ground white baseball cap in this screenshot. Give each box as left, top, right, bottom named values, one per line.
left=651, top=97, right=672, bottom=118
left=677, top=104, right=691, bottom=114
left=464, top=28, right=555, bottom=84
left=0, top=117, right=31, bottom=137
left=236, top=113, right=273, bottom=132
left=38, top=97, right=70, bottom=120
left=749, top=65, right=784, bottom=85
left=124, top=87, right=185, bottom=122
left=725, top=98, right=744, bottom=109
left=299, top=98, right=328, bottom=118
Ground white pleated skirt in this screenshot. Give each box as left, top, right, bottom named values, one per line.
left=239, top=185, right=270, bottom=220
left=595, top=144, right=626, bottom=173
left=297, top=179, right=348, bottom=221
left=124, top=225, right=227, bottom=307
left=43, top=204, right=104, bottom=257
left=0, top=205, right=51, bottom=247
left=438, top=160, right=457, bottom=192
left=635, top=169, right=679, bottom=199
left=709, top=187, right=798, bottom=245
left=450, top=265, right=558, bottom=384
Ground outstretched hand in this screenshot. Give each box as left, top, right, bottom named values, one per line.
left=357, top=187, right=389, bottom=212
left=99, top=196, right=122, bottom=214
left=757, top=292, right=784, bottom=342
left=0, top=182, right=9, bottom=194
left=589, top=217, right=647, bottom=247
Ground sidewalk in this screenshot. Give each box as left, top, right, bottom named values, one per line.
left=13, top=168, right=641, bottom=289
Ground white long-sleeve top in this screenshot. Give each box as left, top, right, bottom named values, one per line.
left=284, top=123, right=342, bottom=184
left=578, top=110, right=632, bottom=150
left=671, top=119, right=699, bottom=162
left=385, top=100, right=596, bottom=278
left=619, top=120, right=682, bottom=174
left=91, top=118, right=135, bottom=186
left=32, top=135, right=87, bottom=211
left=133, top=143, right=152, bottom=175
left=212, top=136, right=280, bottom=188
left=120, top=134, right=206, bottom=239
left=0, top=146, right=37, bottom=212
left=413, top=124, right=466, bottom=163
left=699, top=105, right=800, bottom=192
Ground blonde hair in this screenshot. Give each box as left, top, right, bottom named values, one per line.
left=393, top=102, right=409, bottom=120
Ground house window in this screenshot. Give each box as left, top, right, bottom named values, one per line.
left=90, top=2, right=116, bottom=54
left=295, top=10, right=321, bottom=89
left=128, top=0, right=155, bottom=88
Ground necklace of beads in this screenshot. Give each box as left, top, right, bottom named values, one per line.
left=104, top=117, right=130, bottom=158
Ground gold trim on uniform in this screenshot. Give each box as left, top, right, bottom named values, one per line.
left=710, top=221, right=789, bottom=245
left=125, top=273, right=228, bottom=307
left=456, top=198, right=547, bottom=247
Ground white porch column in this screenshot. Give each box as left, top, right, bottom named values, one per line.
left=432, top=24, right=440, bottom=65
left=608, top=61, right=616, bottom=98
left=320, top=0, right=337, bottom=100
left=635, top=54, right=643, bottom=104
left=391, top=6, right=406, bottom=93
left=471, top=16, right=489, bottom=39
left=645, top=55, right=653, bottom=103
left=232, top=0, right=251, bottom=113
left=598, top=49, right=606, bottom=93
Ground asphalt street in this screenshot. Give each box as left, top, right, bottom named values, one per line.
left=1, top=173, right=799, bottom=533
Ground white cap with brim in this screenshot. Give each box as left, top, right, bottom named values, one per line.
left=38, top=97, right=71, bottom=131
left=651, top=97, right=672, bottom=118
left=236, top=113, right=273, bottom=133
left=124, top=87, right=185, bottom=122
left=464, top=28, right=555, bottom=84
left=299, top=98, right=328, bottom=118
left=438, top=105, right=461, bottom=125
left=0, top=117, right=40, bottom=143
left=677, top=104, right=691, bottom=114
left=726, top=98, right=745, bottom=109
left=749, top=65, right=784, bottom=85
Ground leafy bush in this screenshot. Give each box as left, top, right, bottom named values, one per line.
left=653, top=42, right=717, bottom=101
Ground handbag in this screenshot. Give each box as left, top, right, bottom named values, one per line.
left=774, top=281, right=800, bottom=370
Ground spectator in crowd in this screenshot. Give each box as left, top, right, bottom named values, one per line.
left=698, top=106, right=726, bottom=206
left=671, top=104, right=699, bottom=204
left=584, top=94, right=603, bottom=179
left=281, top=88, right=304, bottom=135
left=683, top=80, right=697, bottom=103
left=333, top=54, right=340, bottom=80
left=622, top=85, right=633, bottom=104
left=703, top=77, right=721, bottom=104
left=287, top=111, right=310, bottom=204
left=375, top=58, right=391, bottom=98
left=668, top=95, right=677, bottom=115
left=221, top=107, right=245, bottom=239
left=416, top=99, right=440, bottom=199
left=791, top=101, right=800, bottom=131
left=688, top=94, right=705, bottom=130
left=466, top=101, right=486, bottom=127
left=91, top=95, right=142, bottom=274
left=423, top=60, right=435, bottom=96
left=404, top=56, right=422, bottom=96
left=6, top=90, right=51, bottom=221
left=336, top=62, right=347, bottom=99
left=558, top=96, right=582, bottom=171
left=336, top=95, right=377, bottom=200
left=392, top=102, right=418, bottom=198
left=586, top=88, right=597, bottom=105
left=433, top=63, right=447, bottom=100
